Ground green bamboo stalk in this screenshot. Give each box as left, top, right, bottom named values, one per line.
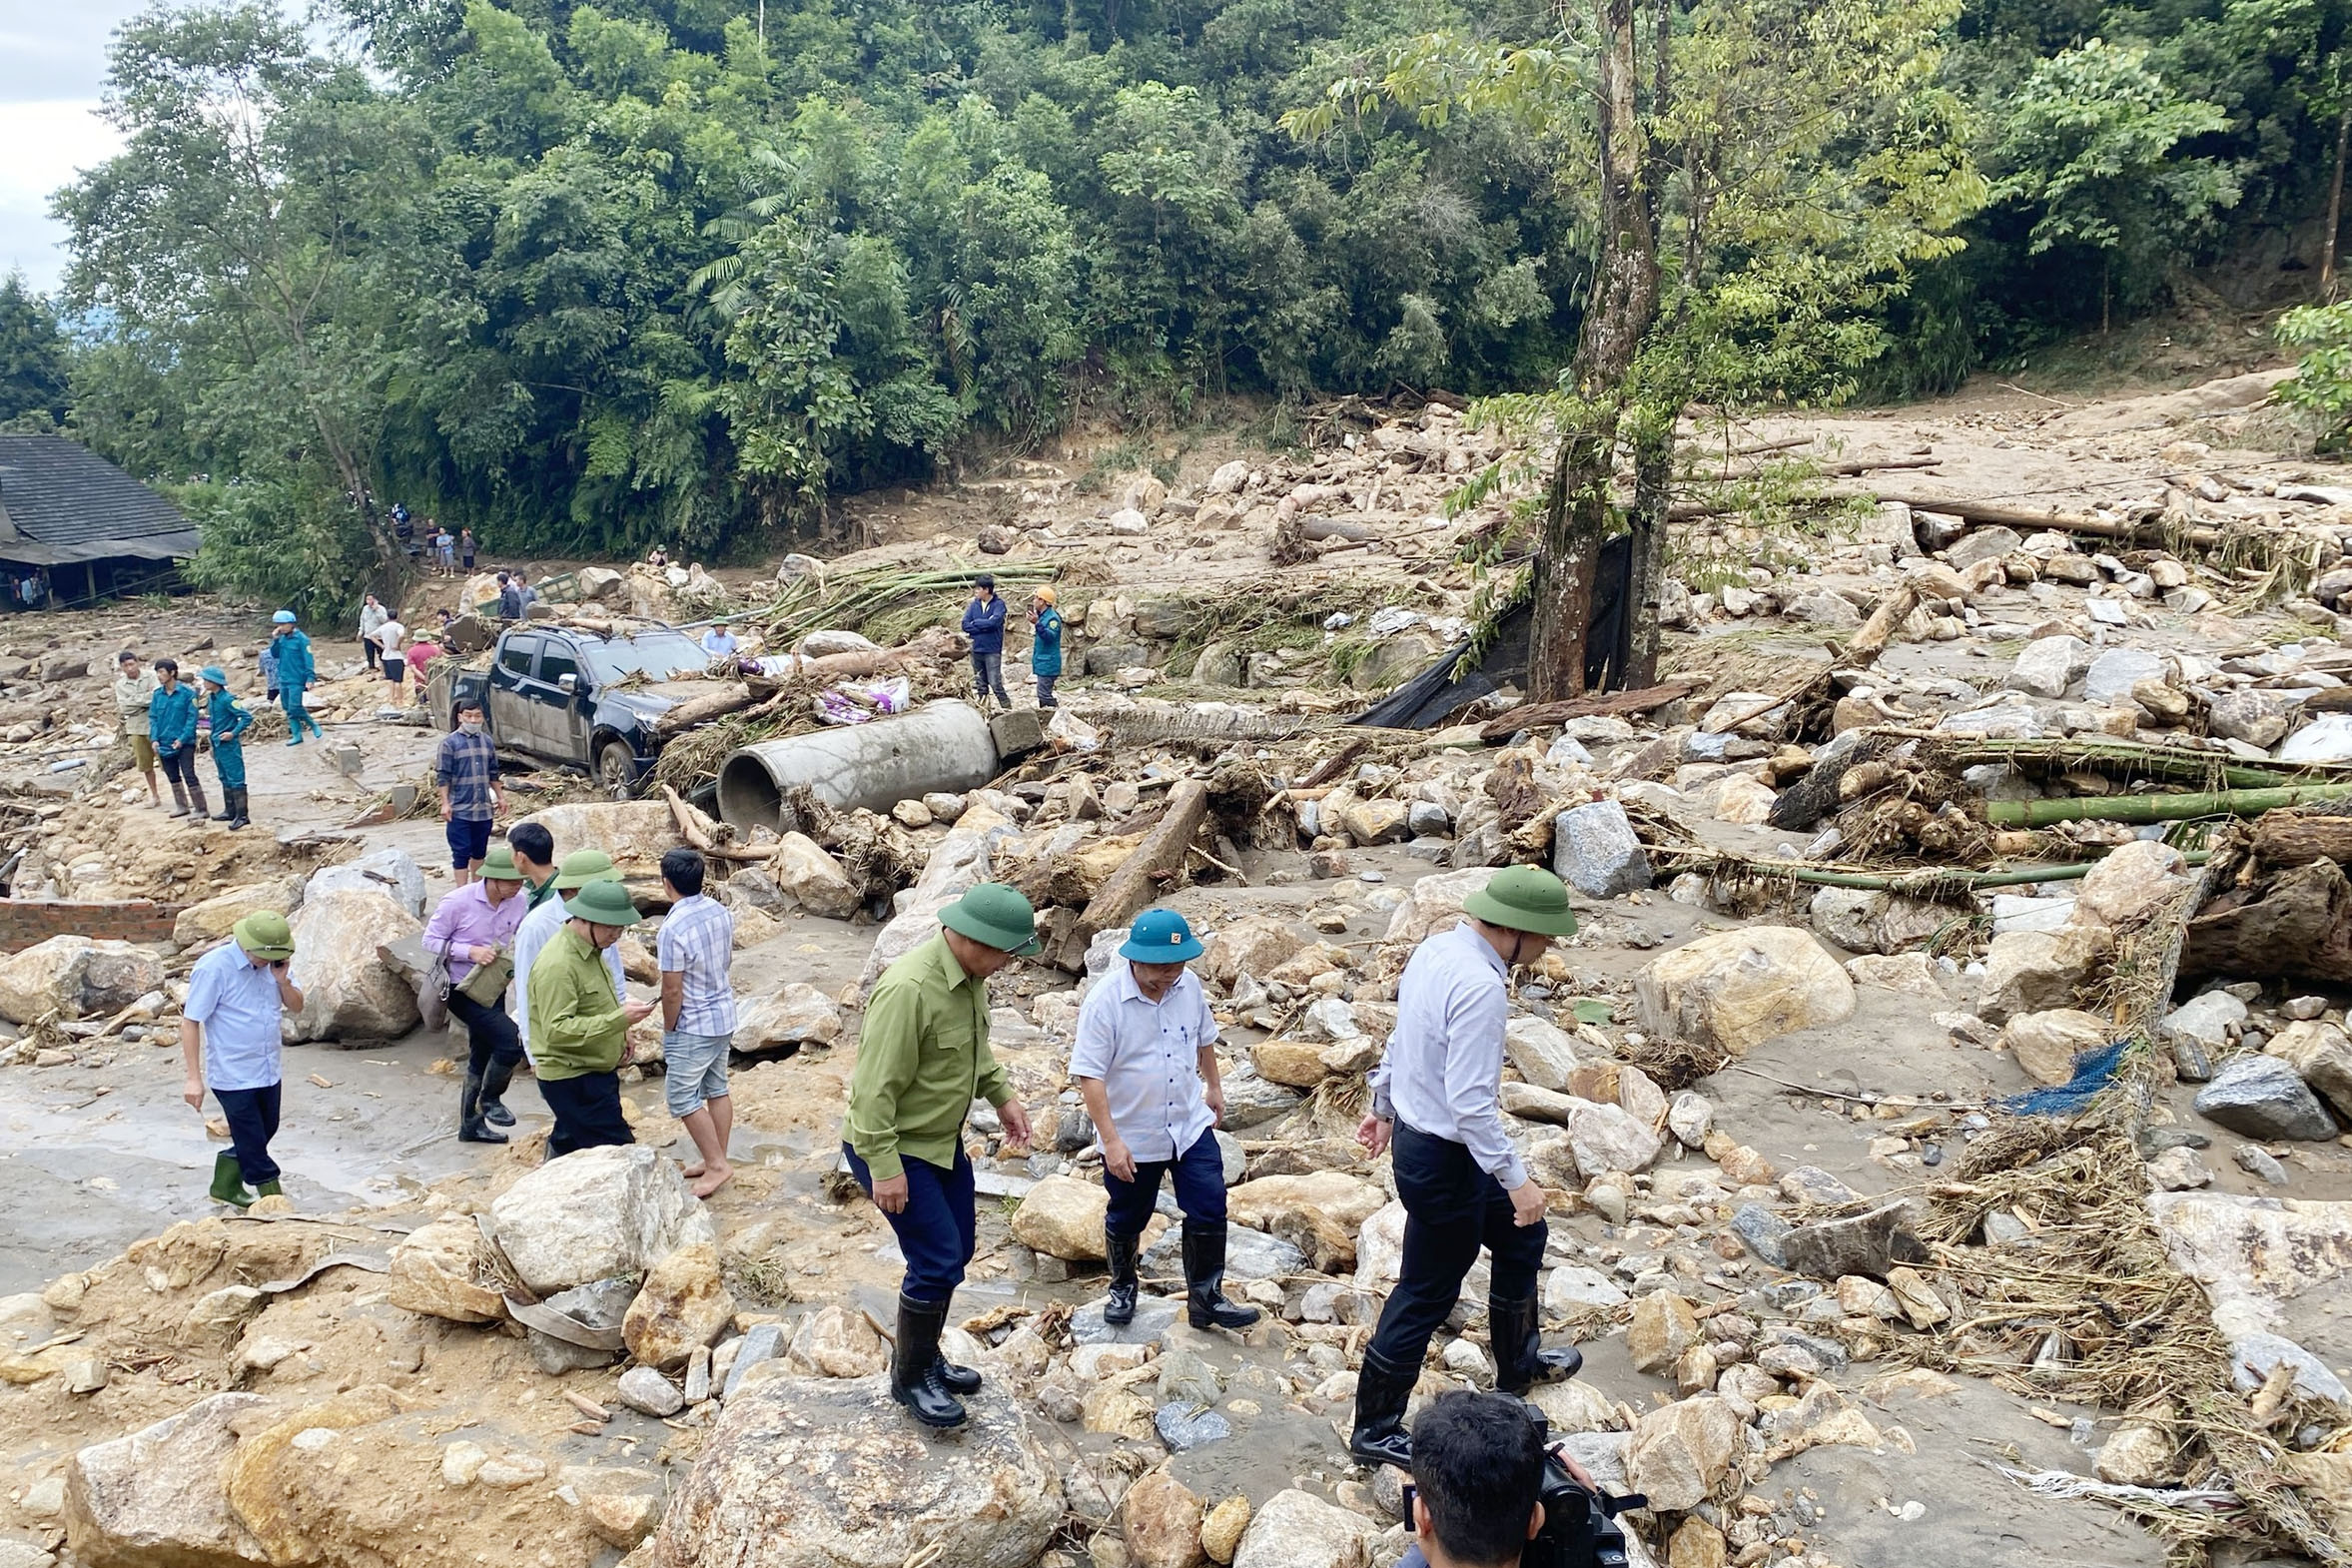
left=1983, top=782, right=2352, bottom=828
left=1782, top=853, right=2209, bottom=893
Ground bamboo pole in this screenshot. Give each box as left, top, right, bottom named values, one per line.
left=1983, top=782, right=2352, bottom=829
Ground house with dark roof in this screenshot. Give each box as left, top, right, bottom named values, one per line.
left=0, top=434, right=200, bottom=604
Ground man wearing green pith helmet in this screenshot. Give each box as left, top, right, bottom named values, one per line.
left=843, top=882, right=1039, bottom=1431
left=181, top=912, right=306, bottom=1206
left=1349, top=865, right=1587, bottom=1471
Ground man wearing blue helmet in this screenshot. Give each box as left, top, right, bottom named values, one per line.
left=269, top=610, right=323, bottom=745
left=1072, top=906, right=1258, bottom=1336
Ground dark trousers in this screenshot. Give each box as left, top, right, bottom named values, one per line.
left=971, top=651, right=1009, bottom=703
left=1367, top=1123, right=1548, bottom=1369
left=842, top=1143, right=976, bottom=1304
left=1103, top=1128, right=1226, bottom=1233
left=538, top=1071, right=631, bottom=1158
left=159, top=747, right=200, bottom=790
left=1035, top=673, right=1059, bottom=708
left=448, top=991, right=522, bottom=1077
left=214, top=1082, right=283, bottom=1185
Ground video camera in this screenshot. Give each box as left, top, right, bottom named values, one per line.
left=1520, top=1409, right=1645, bottom=1568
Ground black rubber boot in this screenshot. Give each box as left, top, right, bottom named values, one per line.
left=211, top=791, right=235, bottom=822
left=167, top=779, right=191, bottom=818
left=457, top=1071, right=507, bottom=1144
left=1490, top=1293, right=1582, bottom=1395
left=1104, top=1226, right=1143, bottom=1327
left=1181, top=1218, right=1260, bottom=1331
left=933, top=1352, right=982, bottom=1395
left=185, top=776, right=209, bottom=819
left=892, top=1293, right=968, bottom=1428
left=479, top=1056, right=517, bottom=1128
left=1348, top=1349, right=1418, bottom=1469
left=229, top=787, right=250, bottom=831
left=209, top=1151, right=253, bottom=1207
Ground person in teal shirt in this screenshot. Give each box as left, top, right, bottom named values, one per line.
left=148, top=657, right=206, bottom=819
left=1027, top=586, right=1063, bottom=709
left=198, top=666, right=254, bottom=830
left=270, top=610, right=323, bottom=745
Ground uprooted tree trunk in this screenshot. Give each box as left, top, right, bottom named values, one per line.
left=2181, top=856, right=2352, bottom=986
left=1048, top=779, right=1209, bottom=971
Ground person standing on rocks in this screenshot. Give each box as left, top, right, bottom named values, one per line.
left=1073, top=907, right=1258, bottom=1336
left=269, top=610, right=323, bottom=745
left=148, top=656, right=206, bottom=820
left=435, top=695, right=505, bottom=885
left=961, top=573, right=1010, bottom=707
left=112, top=651, right=161, bottom=808
left=424, top=845, right=530, bottom=1143
left=657, top=847, right=738, bottom=1197
left=182, top=911, right=304, bottom=1206
left=527, top=877, right=655, bottom=1158
left=197, top=665, right=254, bottom=830
left=1027, top=586, right=1062, bottom=710
left=1349, top=865, right=1585, bottom=1471
left=843, top=882, right=1040, bottom=1429
left=359, top=593, right=390, bottom=667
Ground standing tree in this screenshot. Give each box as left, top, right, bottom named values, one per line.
left=1287, top=0, right=1984, bottom=699
left=0, top=274, right=70, bottom=429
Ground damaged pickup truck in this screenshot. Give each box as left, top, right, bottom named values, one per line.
left=430, top=623, right=712, bottom=797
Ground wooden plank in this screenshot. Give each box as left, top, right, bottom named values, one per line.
left=1050, top=779, right=1209, bottom=971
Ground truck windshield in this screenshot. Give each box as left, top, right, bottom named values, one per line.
left=584, top=631, right=711, bottom=684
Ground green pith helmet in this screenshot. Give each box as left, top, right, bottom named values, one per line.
left=478, top=845, right=525, bottom=881
left=940, top=881, right=1042, bottom=956
left=563, top=879, right=640, bottom=928
left=233, top=910, right=296, bottom=961
left=1462, top=864, right=1579, bottom=938
left=552, top=849, right=620, bottom=890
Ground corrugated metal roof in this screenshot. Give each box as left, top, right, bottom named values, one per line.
left=0, top=435, right=194, bottom=560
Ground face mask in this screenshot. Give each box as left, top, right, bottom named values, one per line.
left=459, top=719, right=483, bottom=734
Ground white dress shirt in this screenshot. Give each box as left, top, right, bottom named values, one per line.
left=1071, top=963, right=1219, bottom=1163
left=513, top=893, right=625, bottom=1063
left=1368, top=921, right=1528, bottom=1190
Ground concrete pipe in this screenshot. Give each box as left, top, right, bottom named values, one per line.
left=716, top=699, right=999, bottom=832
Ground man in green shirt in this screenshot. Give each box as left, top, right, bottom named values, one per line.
left=844, top=882, right=1039, bottom=1429
left=527, top=878, right=655, bottom=1158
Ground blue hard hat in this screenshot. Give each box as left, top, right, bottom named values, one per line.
left=198, top=665, right=229, bottom=687
left=273, top=609, right=297, bottom=624
left=1120, top=908, right=1203, bottom=964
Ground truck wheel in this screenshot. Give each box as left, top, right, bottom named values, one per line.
left=596, top=741, right=637, bottom=801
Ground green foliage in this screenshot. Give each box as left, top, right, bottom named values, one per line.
left=0, top=274, right=70, bottom=428
left=2276, top=301, right=2352, bottom=441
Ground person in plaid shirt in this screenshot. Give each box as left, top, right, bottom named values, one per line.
left=435, top=695, right=505, bottom=885
left=657, top=848, right=738, bottom=1195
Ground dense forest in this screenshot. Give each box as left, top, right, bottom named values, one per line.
left=1, top=0, right=2348, bottom=613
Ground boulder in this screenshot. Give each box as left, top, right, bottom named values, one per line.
left=1200, top=1497, right=1250, bottom=1566
left=1335, top=798, right=1409, bottom=846
left=2267, top=1021, right=2352, bottom=1119
left=1563, top=1098, right=1663, bottom=1176
left=1703, top=775, right=1777, bottom=825
left=2193, top=1056, right=2339, bottom=1141
left=282, top=889, right=421, bottom=1043
left=1504, top=1015, right=1583, bottom=1093
left=172, top=881, right=300, bottom=950
left=2164, top=991, right=2245, bottom=1060
left=784, top=1304, right=888, bottom=1379
left=1552, top=801, right=1652, bottom=899
left=509, top=803, right=683, bottom=882
left=1780, top=1200, right=1917, bottom=1280
left=733, top=983, right=844, bottom=1054
left=2000, top=1009, right=2111, bottom=1086
left=303, top=846, right=426, bottom=918
left=2006, top=635, right=2090, bottom=698
left=1382, top=867, right=1493, bottom=945
left=1633, top=927, right=1854, bottom=1055
left=1806, top=887, right=1951, bottom=956
left=1976, top=927, right=2105, bottom=1024
left=1945, top=526, right=2021, bottom=569
left=487, top=1145, right=716, bottom=1295
left=617, top=1366, right=686, bottom=1418
left=1624, top=1396, right=1743, bottom=1512
left=0, top=936, right=167, bottom=1025
left=1122, top=1469, right=1206, bottom=1568
left=385, top=1217, right=505, bottom=1323
left=1354, top=1201, right=1407, bottom=1290
left=2094, top=1424, right=2177, bottom=1486
left=1010, top=1176, right=1111, bottom=1261
left=773, top=833, right=861, bottom=919
left=2207, top=690, right=2297, bottom=749
left=1250, top=1039, right=1333, bottom=1089
left=1226, top=1173, right=1386, bottom=1237
left=2082, top=648, right=2166, bottom=707
left=654, top=1373, right=1062, bottom=1568
left=1627, top=1292, right=1699, bottom=1373
left=622, top=1242, right=734, bottom=1369
left=1230, top=1489, right=1379, bottom=1568
left=2073, top=840, right=2187, bottom=927
left=65, top=1392, right=275, bottom=1568
left=579, top=565, right=626, bottom=601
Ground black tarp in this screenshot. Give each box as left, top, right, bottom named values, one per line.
left=1353, top=532, right=1631, bottom=729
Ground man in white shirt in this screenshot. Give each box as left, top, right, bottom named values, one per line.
left=657, top=847, right=738, bottom=1196
left=1351, top=866, right=1584, bottom=1471
left=1073, top=907, right=1256, bottom=1334
left=376, top=617, right=407, bottom=685
left=513, top=850, right=629, bottom=1067
left=181, top=912, right=305, bottom=1206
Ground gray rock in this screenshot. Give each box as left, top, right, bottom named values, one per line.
left=1157, top=1350, right=1223, bottom=1406
left=1407, top=800, right=1452, bottom=837
left=1217, top=1067, right=1305, bottom=1130
left=1935, top=701, right=2045, bottom=739
left=1072, top=1294, right=1182, bottom=1346
left=2192, top=1055, right=2339, bottom=1142
left=1154, top=1402, right=1232, bottom=1452
left=2082, top=648, right=2166, bottom=707
left=1729, top=1204, right=1792, bottom=1267
left=1777, top=1167, right=1859, bottom=1206
left=2164, top=992, right=2246, bottom=1061
left=1787, top=592, right=1861, bottom=629
left=1214, top=1130, right=1244, bottom=1185
left=1551, top=799, right=1652, bottom=899
left=1777, top=1200, right=1918, bottom=1280
left=528, top=1274, right=636, bottom=1373
left=617, top=1365, right=686, bottom=1417
left=2007, top=634, right=2092, bottom=698
left=2207, top=689, right=2297, bottom=748
left=1946, top=526, right=2022, bottom=569
left=1545, top=1265, right=1629, bottom=1313
left=2230, top=1330, right=2352, bottom=1411
left=2232, top=1145, right=2291, bottom=1184
left=1555, top=1431, right=1632, bottom=1491
left=1143, top=1223, right=1301, bottom=1281
left=723, top=1320, right=788, bottom=1396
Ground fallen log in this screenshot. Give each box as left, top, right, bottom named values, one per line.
left=1700, top=583, right=1917, bottom=737
left=659, top=783, right=774, bottom=863
left=1049, top=778, right=1209, bottom=971
left=1295, top=737, right=1368, bottom=790
left=2182, top=856, right=2352, bottom=986
left=1476, top=679, right=1703, bottom=742
left=1866, top=490, right=2223, bottom=551
left=1300, top=516, right=1378, bottom=543
left=2250, top=810, right=2352, bottom=867
left=1983, top=781, right=2352, bottom=829
left=652, top=682, right=756, bottom=738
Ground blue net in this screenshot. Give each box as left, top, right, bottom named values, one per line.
left=1997, top=1040, right=2128, bottom=1118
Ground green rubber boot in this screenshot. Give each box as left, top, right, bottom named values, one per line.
left=255, top=1178, right=283, bottom=1198
left=210, top=1151, right=254, bottom=1207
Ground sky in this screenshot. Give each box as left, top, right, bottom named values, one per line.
left=0, top=2, right=146, bottom=295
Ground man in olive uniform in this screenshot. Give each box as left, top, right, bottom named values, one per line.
left=843, top=883, right=1039, bottom=1429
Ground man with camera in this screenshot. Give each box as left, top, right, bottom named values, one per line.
left=1399, top=1392, right=1628, bottom=1568
left=1351, top=865, right=1585, bottom=1470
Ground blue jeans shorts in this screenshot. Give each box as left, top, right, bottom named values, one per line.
left=663, top=1030, right=731, bottom=1116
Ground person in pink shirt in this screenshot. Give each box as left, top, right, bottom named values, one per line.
left=421, top=846, right=530, bottom=1142
left=403, top=636, right=443, bottom=706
